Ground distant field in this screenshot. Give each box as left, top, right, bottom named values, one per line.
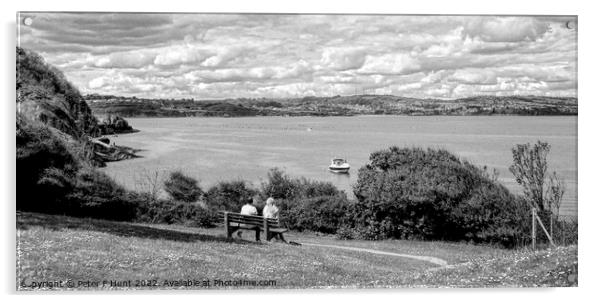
left=16, top=212, right=577, bottom=290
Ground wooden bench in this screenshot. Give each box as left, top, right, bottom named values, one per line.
left=222, top=211, right=288, bottom=241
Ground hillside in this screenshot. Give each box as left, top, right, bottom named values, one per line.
left=17, top=212, right=577, bottom=289
left=17, top=47, right=98, bottom=137
left=16, top=48, right=141, bottom=217
left=85, top=94, right=578, bottom=118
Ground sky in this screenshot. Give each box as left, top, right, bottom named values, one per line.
left=18, top=13, right=577, bottom=99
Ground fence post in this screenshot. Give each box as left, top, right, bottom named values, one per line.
left=531, top=207, right=537, bottom=250
left=535, top=211, right=556, bottom=247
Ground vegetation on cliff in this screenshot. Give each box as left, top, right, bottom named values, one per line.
left=16, top=48, right=141, bottom=218
left=17, top=47, right=98, bottom=137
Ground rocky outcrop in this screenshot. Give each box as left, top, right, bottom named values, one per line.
left=17, top=47, right=99, bottom=138
left=16, top=47, right=137, bottom=166
left=98, top=114, right=137, bottom=135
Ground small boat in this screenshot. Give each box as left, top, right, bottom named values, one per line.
left=329, top=158, right=350, bottom=174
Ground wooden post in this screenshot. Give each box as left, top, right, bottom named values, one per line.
left=224, top=212, right=230, bottom=238
left=535, top=212, right=556, bottom=247
left=531, top=208, right=537, bottom=250
left=263, top=218, right=269, bottom=241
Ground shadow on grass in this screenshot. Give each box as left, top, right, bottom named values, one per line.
left=17, top=212, right=260, bottom=245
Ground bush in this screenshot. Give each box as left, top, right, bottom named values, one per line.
left=137, top=199, right=217, bottom=227
left=164, top=171, right=203, bottom=202
left=347, top=146, right=529, bottom=247
left=260, top=168, right=349, bottom=234
left=261, top=168, right=343, bottom=200
left=279, top=195, right=350, bottom=234
left=205, top=180, right=258, bottom=212
left=17, top=118, right=79, bottom=212
left=16, top=118, right=142, bottom=221
left=260, top=168, right=299, bottom=200
left=65, top=167, right=142, bottom=221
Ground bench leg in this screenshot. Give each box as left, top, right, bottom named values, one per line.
left=224, top=213, right=231, bottom=238
left=227, top=226, right=240, bottom=238
left=254, top=227, right=261, bottom=242
left=263, top=219, right=270, bottom=241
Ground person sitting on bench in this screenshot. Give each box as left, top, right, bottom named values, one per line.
left=237, top=197, right=260, bottom=240
left=262, top=197, right=288, bottom=243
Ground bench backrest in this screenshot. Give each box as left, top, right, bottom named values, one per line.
left=222, top=212, right=280, bottom=228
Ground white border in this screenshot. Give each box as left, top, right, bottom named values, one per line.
left=2, top=0, right=600, bottom=302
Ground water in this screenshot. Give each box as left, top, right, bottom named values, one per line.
left=102, top=116, right=578, bottom=216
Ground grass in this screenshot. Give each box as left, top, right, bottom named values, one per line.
left=16, top=212, right=577, bottom=290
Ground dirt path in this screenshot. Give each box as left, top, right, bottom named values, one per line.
left=300, top=242, right=448, bottom=267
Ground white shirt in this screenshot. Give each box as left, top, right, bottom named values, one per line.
left=240, top=204, right=258, bottom=216
left=263, top=204, right=279, bottom=219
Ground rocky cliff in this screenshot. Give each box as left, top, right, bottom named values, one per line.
left=17, top=47, right=98, bottom=137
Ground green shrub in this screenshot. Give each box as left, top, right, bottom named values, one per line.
left=348, top=146, right=529, bottom=247
left=279, top=195, right=350, bottom=234
left=66, top=167, right=141, bottom=221
left=17, top=118, right=79, bottom=212
left=164, top=171, right=203, bottom=202
left=260, top=168, right=299, bottom=200
left=205, top=180, right=258, bottom=212
left=16, top=119, right=143, bottom=221
left=260, top=168, right=349, bottom=234
left=261, top=168, right=343, bottom=200
left=137, top=199, right=217, bottom=227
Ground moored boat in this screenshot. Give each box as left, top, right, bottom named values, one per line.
left=329, top=158, right=350, bottom=173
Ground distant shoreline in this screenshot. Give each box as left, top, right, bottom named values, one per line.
left=86, top=94, right=578, bottom=118
left=103, top=113, right=578, bottom=119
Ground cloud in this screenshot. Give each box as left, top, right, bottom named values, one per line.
left=463, top=17, right=551, bottom=42
left=18, top=13, right=577, bottom=99
left=358, top=53, right=421, bottom=75
left=320, top=47, right=366, bottom=71
left=94, top=50, right=157, bottom=68
left=153, top=45, right=213, bottom=66
left=449, top=69, right=498, bottom=85
left=201, top=46, right=254, bottom=68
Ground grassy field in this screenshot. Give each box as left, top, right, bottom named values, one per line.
left=16, top=212, right=577, bottom=290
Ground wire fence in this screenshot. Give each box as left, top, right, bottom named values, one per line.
left=553, top=214, right=578, bottom=246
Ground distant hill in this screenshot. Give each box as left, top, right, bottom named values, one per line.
left=85, top=94, right=578, bottom=118
left=17, top=47, right=99, bottom=137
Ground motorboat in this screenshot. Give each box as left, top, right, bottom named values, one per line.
left=329, top=158, right=350, bottom=174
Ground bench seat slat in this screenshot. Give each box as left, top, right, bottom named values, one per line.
left=229, top=223, right=281, bottom=228
left=222, top=212, right=287, bottom=241
left=227, top=217, right=277, bottom=223
left=224, top=213, right=279, bottom=224
left=228, top=216, right=265, bottom=222
left=269, top=228, right=288, bottom=233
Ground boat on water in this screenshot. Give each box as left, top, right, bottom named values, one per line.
left=329, top=158, right=350, bottom=174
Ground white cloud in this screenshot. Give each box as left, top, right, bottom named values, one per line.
left=358, top=53, right=421, bottom=75
left=94, top=50, right=157, bottom=69
left=449, top=69, right=498, bottom=85
left=463, top=17, right=551, bottom=42
left=320, top=47, right=366, bottom=71
left=153, top=45, right=213, bottom=66
left=20, top=14, right=577, bottom=99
